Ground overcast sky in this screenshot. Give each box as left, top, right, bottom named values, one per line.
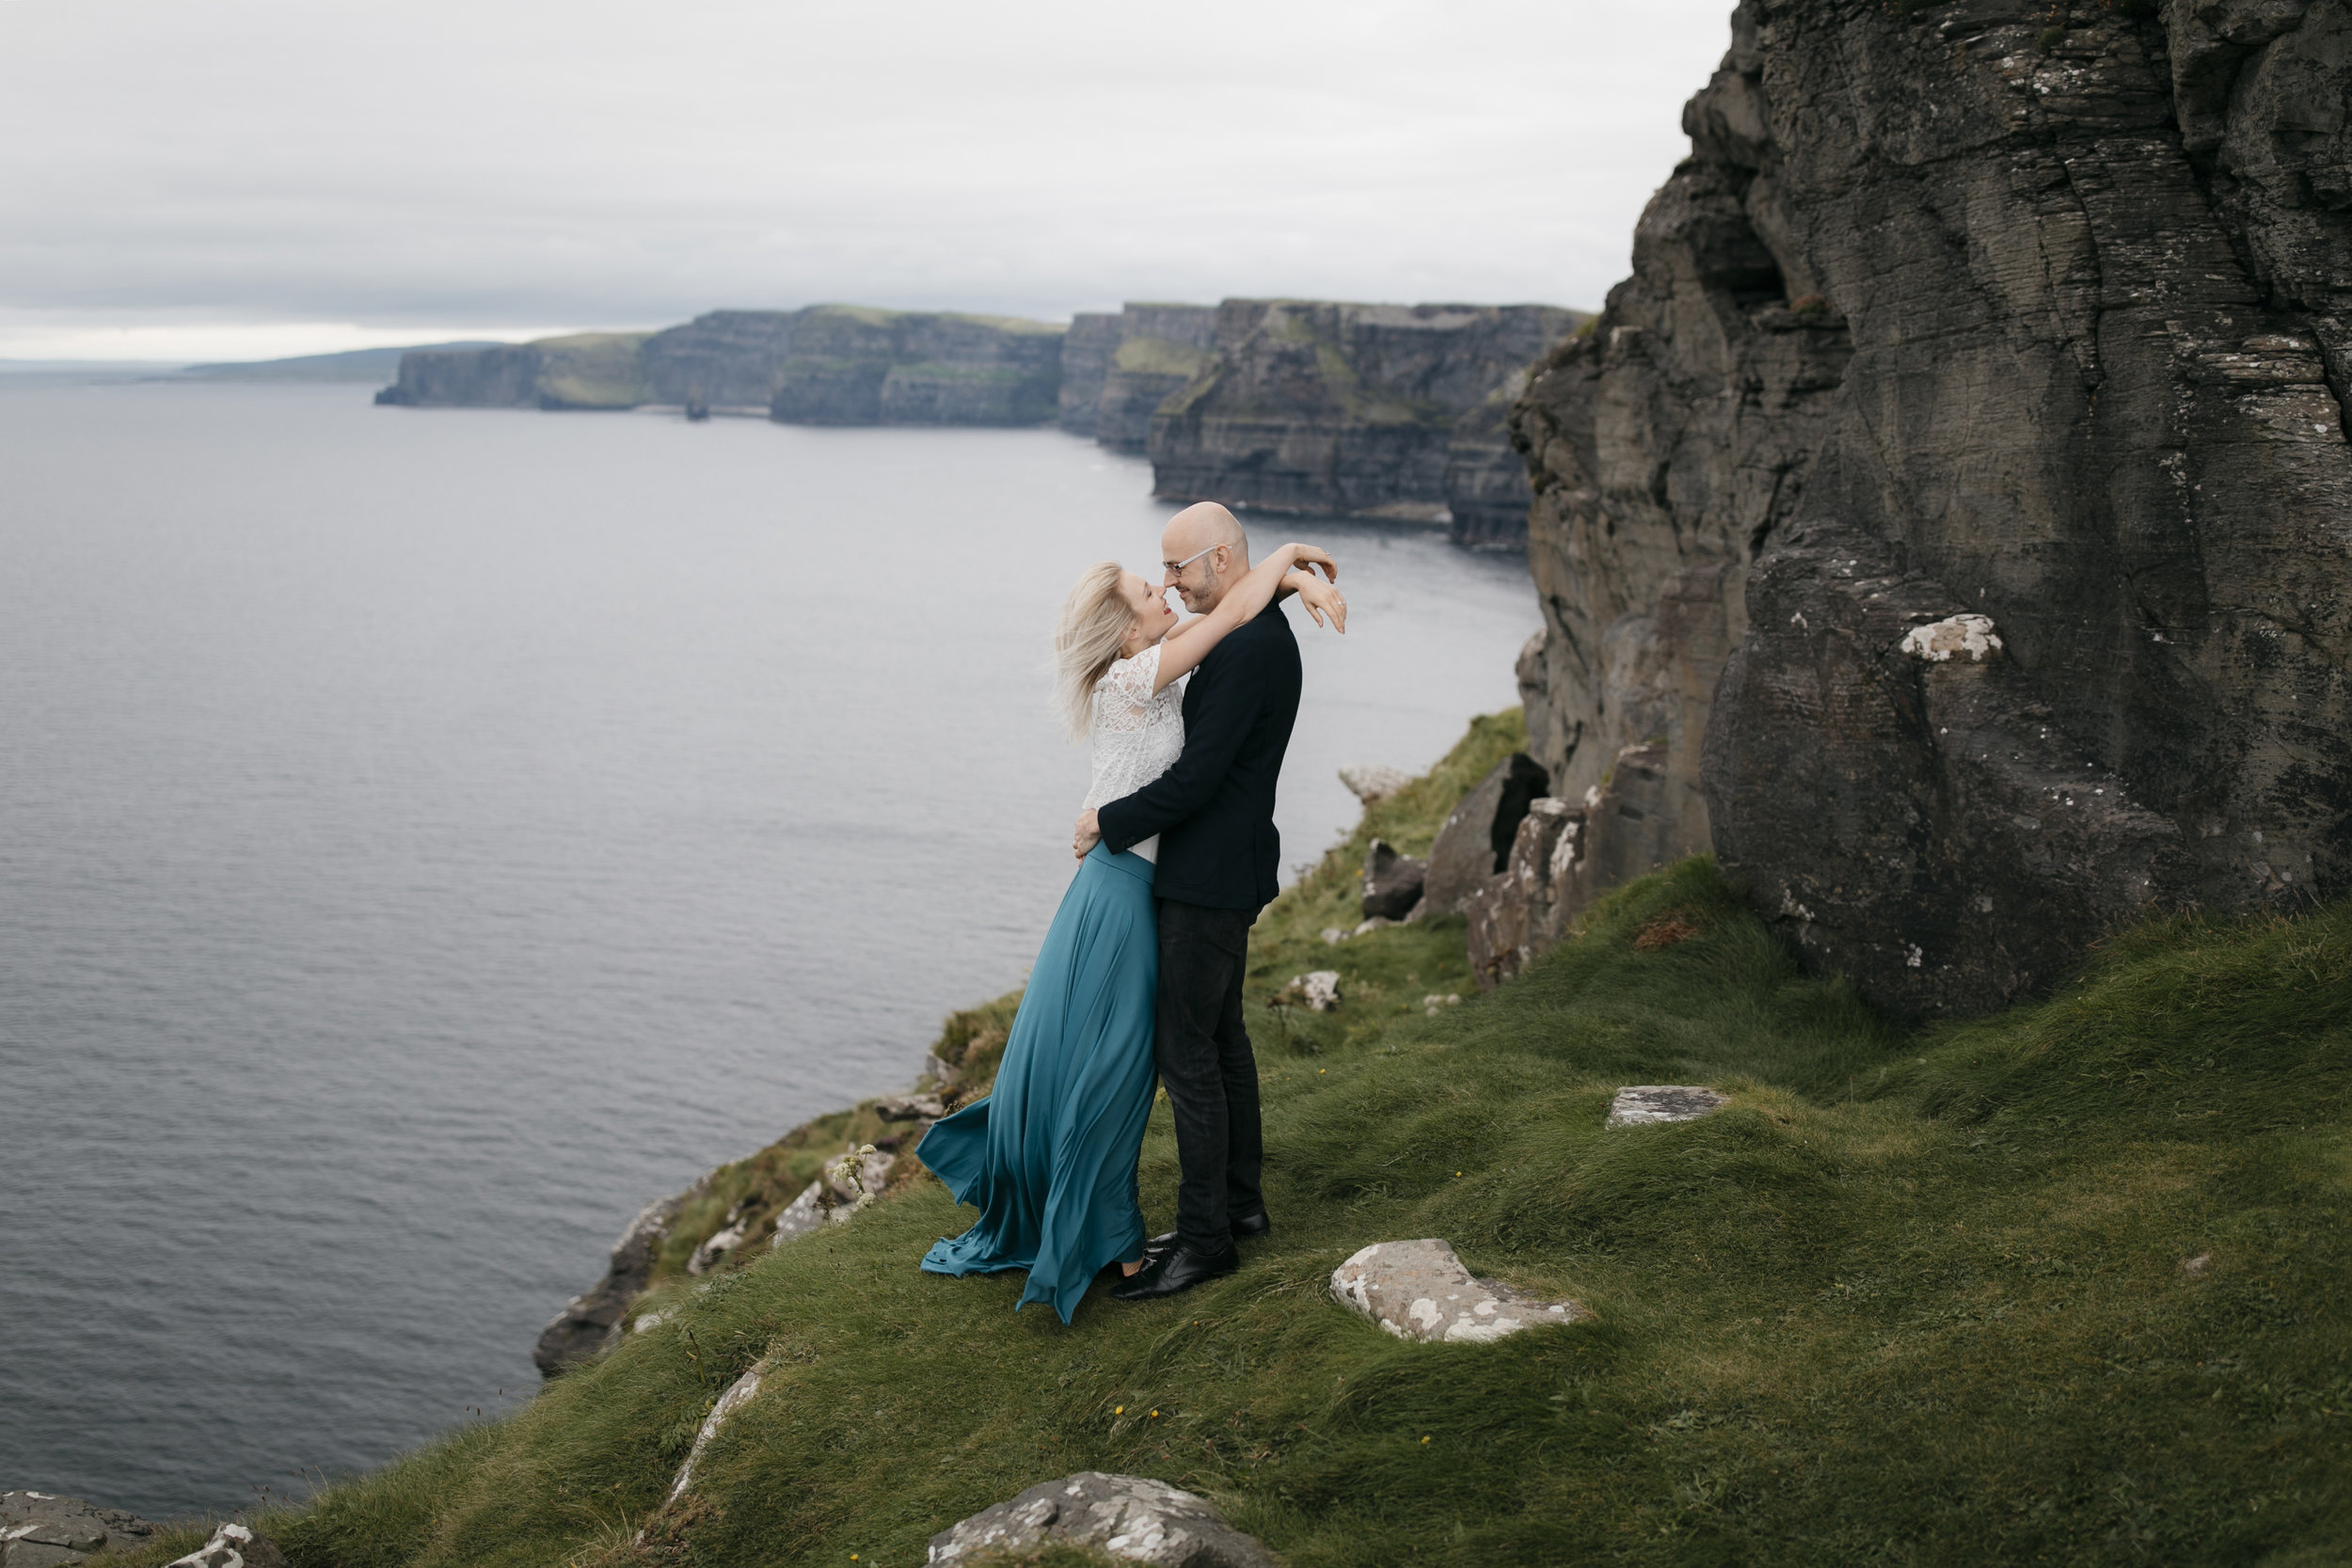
left=0, top=0, right=1734, bottom=362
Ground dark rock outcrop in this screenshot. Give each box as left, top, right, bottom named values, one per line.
left=374, top=334, right=651, bottom=410
left=1461, top=743, right=1681, bottom=988
left=1, top=1494, right=155, bottom=1568
left=1422, top=752, right=1549, bottom=914
left=1150, top=301, right=1584, bottom=537
left=1511, top=0, right=2352, bottom=1018
left=1361, top=839, right=1427, bottom=920
left=532, top=1181, right=706, bottom=1374
left=1464, top=797, right=1581, bottom=990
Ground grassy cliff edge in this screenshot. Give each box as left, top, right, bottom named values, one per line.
left=130, top=711, right=2349, bottom=1565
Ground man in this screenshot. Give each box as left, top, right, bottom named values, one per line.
left=1074, top=501, right=1330, bottom=1302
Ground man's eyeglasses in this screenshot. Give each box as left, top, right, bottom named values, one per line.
left=1164, top=543, right=1220, bottom=574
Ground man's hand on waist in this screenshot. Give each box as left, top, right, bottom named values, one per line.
left=1073, top=809, right=1102, bottom=860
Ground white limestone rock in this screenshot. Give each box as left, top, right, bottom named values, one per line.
left=1283, top=972, right=1342, bottom=1012
left=926, top=1472, right=1277, bottom=1567
left=1899, top=612, right=2003, bottom=663
left=768, top=1147, right=895, bottom=1249
left=1330, top=1239, right=1590, bottom=1345
left=1339, top=764, right=1413, bottom=802
left=666, top=1364, right=764, bottom=1503
left=1604, top=1085, right=1726, bottom=1127
left=167, top=1524, right=285, bottom=1568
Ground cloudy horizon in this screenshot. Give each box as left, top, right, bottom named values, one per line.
left=2, top=0, right=1734, bottom=363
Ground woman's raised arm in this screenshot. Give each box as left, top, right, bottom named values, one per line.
left=1150, top=544, right=1335, bottom=693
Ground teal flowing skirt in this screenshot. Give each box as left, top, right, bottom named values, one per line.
left=917, top=841, right=1157, bottom=1323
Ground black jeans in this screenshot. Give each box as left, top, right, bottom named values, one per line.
left=1153, top=896, right=1264, bottom=1252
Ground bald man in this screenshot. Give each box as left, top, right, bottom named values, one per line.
left=1075, top=502, right=1320, bottom=1301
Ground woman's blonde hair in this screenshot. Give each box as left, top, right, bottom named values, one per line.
left=1054, top=561, right=1135, bottom=740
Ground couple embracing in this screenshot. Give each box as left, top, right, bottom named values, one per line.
left=915, top=502, right=1346, bottom=1321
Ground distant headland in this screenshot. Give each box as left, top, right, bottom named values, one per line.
left=372, top=299, right=1588, bottom=544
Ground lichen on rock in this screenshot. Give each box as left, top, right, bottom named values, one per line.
left=1330, top=1239, right=1589, bottom=1344
left=926, top=1473, right=1277, bottom=1567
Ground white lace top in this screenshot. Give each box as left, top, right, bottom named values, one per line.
left=1082, top=643, right=1187, bottom=863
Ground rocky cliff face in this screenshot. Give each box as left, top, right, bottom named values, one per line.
left=1095, top=306, right=1221, bottom=451
left=1511, top=0, right=2352, bottom=1018
left=1056, top=312, right=1126, bottom=436
left=374, top=333, right=651, bottom=410
left=1055, top=305, right=1220, bottom=448
left=378, top=310, right=1063, bottom=424
left=1150, top=301, right=1582, bottom=538
left=641, top=310, right=803, bottom=409
left=770, top=308, right=1064, bottom=425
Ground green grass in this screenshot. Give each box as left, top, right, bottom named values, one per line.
left=528, top=333, right=652, bottom=409
left=1110, top=336, right=1213, bottom=380
left=883, top=363, right=1042, bottom=385
left=151, top=714, right=2351, bottom=1566
left=801, top=306, right=1064, bottom=336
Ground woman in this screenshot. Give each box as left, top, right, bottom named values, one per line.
left=916, top=540, right=1343, bottom=1322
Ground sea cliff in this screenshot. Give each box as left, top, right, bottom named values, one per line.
left=375, top=297, right=1586, bottom=540
left=1508, top=0, right=2352, bottom=1019
left=377, top=308, right=1064, bottom=426
left=1056, top=304, right=1220, bottom=449
left=374, top=333, right=651, bottom=410
left=1147, top=300, right=1582, bottom=542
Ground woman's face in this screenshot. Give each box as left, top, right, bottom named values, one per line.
left=1121, top=570, right=1177, bottom=651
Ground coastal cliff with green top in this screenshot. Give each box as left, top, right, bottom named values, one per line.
left=370, top=298, right=1581, bottom=541
left=108, top=709, right=2352, bottom=1566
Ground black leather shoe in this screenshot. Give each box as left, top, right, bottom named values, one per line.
left=1145, top=1209, right=1270, bottom=1258
left=1110, top=1242, right=1238, bottom=1301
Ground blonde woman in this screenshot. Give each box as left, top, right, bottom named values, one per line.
left=917, top=527, right=1341, bottom=1322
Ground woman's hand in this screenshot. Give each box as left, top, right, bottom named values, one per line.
left=1293, top=571, right=1347, bottom=632
left=1284, top=544, right=1338, bottom=582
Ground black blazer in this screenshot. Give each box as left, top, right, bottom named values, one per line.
left=1097, top=601, right=1302, bottom=911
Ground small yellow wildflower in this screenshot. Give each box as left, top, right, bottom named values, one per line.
left=1150, top=1409, right=1160, bottom=1418
left=1113, top=1404, right=1123, bottom=1414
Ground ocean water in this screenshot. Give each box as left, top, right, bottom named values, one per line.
left=0, top=379, right=1539, bottom=1517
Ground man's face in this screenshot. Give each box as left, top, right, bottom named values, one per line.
left=1162, top=537, right=1224, bottom=613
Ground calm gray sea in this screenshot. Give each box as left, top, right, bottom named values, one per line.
left=0, top=379, right=1538, bottom=1517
